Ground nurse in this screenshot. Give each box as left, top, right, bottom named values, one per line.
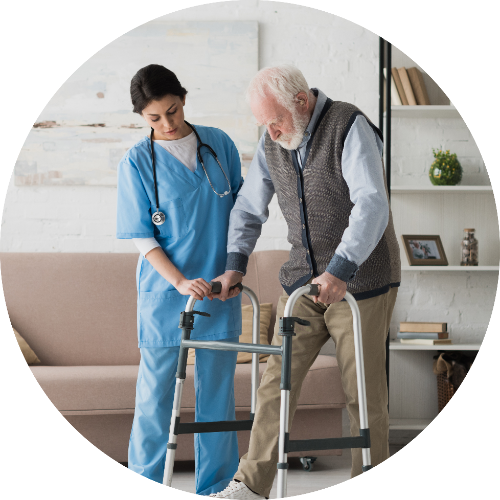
left=116, top=64, right=243, bottom=495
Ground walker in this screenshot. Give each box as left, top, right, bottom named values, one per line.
left=163, top=282, right=372, bottom=498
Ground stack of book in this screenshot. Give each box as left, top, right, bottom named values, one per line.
left=397, top=322, right=451, bottom=345
left=383, top=66, right=431, bottom=106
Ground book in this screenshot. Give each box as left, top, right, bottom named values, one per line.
left=397, top=67, right=417, bottom=105
left=391, top=67, right=408, bottom=105
left=407, top=67, right=431, bottom=105
left=397, top=331, right=449, bottom=340
left=399, top=338, right=452, bottom=345
left=400, top=322, right=447, bottom=333
left=383, top=68, right=402, bottom=105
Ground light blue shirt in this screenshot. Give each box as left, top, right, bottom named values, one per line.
left=226, top=88, right=389, bottom=282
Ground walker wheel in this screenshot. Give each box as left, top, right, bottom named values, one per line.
left=299, top=457, right=317, bottom=471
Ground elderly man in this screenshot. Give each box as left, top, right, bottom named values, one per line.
left=210, top=65, right=400, bottom=499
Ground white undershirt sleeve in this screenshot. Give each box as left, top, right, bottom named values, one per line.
left=133, top=237, right=161, bottom=257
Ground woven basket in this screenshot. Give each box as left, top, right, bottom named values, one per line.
left=437, top=373, right=455, bottom=412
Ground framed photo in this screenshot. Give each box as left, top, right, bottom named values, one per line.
left=401, top=235, right=448, bottom=266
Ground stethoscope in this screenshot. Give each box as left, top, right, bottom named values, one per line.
left=149, top=120, right=231, bottom=226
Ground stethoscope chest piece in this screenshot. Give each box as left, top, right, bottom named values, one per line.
left=148, top=122, right=231, bottom=229
left=152, top=211, right=166, bottom=226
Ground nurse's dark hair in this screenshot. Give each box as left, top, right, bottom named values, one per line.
left=130, top=64, right=188, bottom=114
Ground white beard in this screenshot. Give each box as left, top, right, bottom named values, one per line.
left=275, top=111, right=310, bottom=150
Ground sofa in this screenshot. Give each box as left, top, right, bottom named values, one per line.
left=1, top=250, right=346, bottom=463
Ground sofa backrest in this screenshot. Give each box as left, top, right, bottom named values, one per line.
left=1, top=253, right=140, bottom=366
left=241, top=250, right=289, bottom=343
left=1, top=250, right=289, bottom=366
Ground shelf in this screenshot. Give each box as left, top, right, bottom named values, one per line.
left=391, top=185, right=493, bottom=193
left=401, top=266, right=498, bottom=271
left=385, top=105, right=460, bottom=118
left=389, top=418, right=432, bottom=431
left=390, top=341, right=481, bottom=351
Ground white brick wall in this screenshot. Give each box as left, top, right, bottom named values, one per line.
left=1, top=1, right=496, bottom=347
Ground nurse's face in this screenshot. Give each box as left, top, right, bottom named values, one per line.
left=141, top=94, right=191, bottom=141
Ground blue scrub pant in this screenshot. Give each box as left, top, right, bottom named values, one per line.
left=128, top=337, right=239, bottom=495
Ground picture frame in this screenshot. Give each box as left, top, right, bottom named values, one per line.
left=401, top=235, right=448, bottom=266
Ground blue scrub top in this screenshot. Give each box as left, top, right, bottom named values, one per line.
left=117, top=125, right=243, bottom=347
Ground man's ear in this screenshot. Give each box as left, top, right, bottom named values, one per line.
left=295, top=91, right=308, bottom=107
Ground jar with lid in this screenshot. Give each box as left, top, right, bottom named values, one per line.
left=460, top=228, right=478, bottom=266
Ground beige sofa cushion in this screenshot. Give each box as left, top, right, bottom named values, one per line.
left=31, top=355, right=345, bottom=413
left=241, top=251, right=290, bottom=343
left=187, top=303, right=273, bottom=365
left=13, top=328, right=41, bottom=365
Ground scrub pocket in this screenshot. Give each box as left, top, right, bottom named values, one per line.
left=138, top=290, right=188, bottom=345
left=153, top=197, right=189, bottom=241
left=191, top=293, right=242, bottom=340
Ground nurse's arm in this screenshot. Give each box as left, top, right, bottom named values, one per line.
left=145, top=247, right=212, bottom=301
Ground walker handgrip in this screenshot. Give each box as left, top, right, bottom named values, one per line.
left=210, top=281, right=243, bottom=294
left=308, top=284, right=321, bottom=296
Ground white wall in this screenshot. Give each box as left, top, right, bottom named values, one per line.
left=1, top=1, right=496, bottom=348
left=1, top=1, right=381, bottom=254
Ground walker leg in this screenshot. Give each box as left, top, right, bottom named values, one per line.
left=276, top=389, right=290, bottom=498
left=276, top=334, right=292, bottom=498
left=163, top=378, right=185, bottom=486
left=163, top=333, right=191, bottom=486
left=362, top=446, right=372, bottom=472
left=344, top=293, right=372, bottom=472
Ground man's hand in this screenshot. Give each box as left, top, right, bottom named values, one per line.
left=207, top=270, right=243, bottom=301
left=311, top=272, right=347, bottom=304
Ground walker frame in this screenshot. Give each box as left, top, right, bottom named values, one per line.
left=163, top=282, right=372, bottom=497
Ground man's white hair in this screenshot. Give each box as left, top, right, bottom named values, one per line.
left=246, top=64, right=310, bottom=111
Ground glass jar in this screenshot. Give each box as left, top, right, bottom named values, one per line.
left=460, top=228, right=478, bottom=266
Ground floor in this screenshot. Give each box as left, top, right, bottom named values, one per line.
left=165, top=445, right=405, bottom=497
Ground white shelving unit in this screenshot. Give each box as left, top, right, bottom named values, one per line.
left=389, top=418, right=432, bottom=431
left=401, top=265, right=498, bottom=272
left=392, top=185, right=493, bottom=194
left=390, top=341, right=481, bottom=351
left=389, top=342, right=481, bottom=431
left=383, top=67, right=494, bottom=434
left=386, top=105, right=460, bottom=118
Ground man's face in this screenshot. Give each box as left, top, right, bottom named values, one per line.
left=250, top=93, right=308, bottom=150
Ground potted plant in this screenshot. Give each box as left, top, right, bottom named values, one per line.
left=429, top=149, right=463, bottom=186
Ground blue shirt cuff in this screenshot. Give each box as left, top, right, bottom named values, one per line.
left=226, top=252, right=249, bottom=276
left=326, top=254, right=359, bottom=282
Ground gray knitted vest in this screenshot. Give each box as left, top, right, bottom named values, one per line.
left=264, top=100, right=401, bottom=298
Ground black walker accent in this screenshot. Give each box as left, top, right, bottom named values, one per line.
left=163, top=282, right=372, bottom=496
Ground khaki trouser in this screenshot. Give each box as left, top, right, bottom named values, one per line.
left=234, top=285, right=398, bottom=497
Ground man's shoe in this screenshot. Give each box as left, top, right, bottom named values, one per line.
left=209, top=480, right=266, bottom=499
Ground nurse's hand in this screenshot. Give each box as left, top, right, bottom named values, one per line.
left=176, top=278, right=212, bottom=301
left=207, top=271, right=243, bottom=301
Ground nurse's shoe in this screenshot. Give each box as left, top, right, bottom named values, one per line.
left=209, top=480, right=266, bottom=499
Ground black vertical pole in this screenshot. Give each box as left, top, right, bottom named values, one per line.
left=386, top=41, right=392, bottom=202
left=379, top=37, right=385, bottom=134
left=384, top=41, right=392, bottom=410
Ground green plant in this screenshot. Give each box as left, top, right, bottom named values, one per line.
left=429, top=149, right=462, bottom=186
